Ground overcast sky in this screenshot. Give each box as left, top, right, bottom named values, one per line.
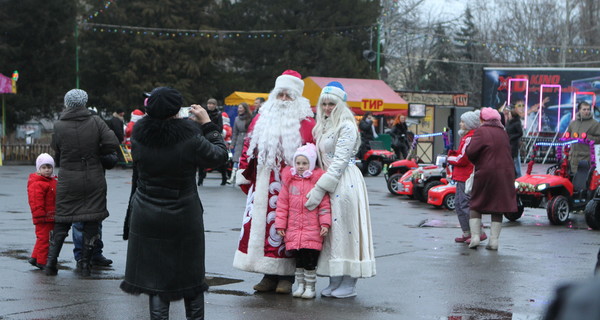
left=422, top=0, right=467, bottom=20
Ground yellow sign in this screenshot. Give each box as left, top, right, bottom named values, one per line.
left=361, top=99, right=384, bottom=112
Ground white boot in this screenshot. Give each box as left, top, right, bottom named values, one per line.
left=486, top=222, right=502, bottom=250
left=228, top=168, right=238, bottom=186
left=301, top=270, right=317, bottom=299
left=331, top=276, right=357, bottom=298
left=468, top=218, right=482, bottom=249
left=292, top=268, right=305, bottom=298
left=321, top=276, right=343, bottom=297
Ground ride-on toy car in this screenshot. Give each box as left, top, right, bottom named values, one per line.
left=357, top=140, right=396, bottom=176
left=513, top=135, right=600, bottom=225
left=384, top=130, right=451, bottom=195
left=427, top=179, right=456, bottom=210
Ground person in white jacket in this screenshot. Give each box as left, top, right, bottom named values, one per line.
left=305, top=81, right=376, bottom=298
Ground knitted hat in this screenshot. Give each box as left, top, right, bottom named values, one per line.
left=480, top=107, right=501, bottom=122
left=321, top=81, right=347, bottom=102
left=294, top=143, right=318, bottom=173
left=207, top=98, right=218, bottom=105
left=460, top=111, right=480, bottom=131
left=36, top=153, right=55, bottom=172
left=64, top=89, right=88, bottom=109
left=146, top=87, right=184, bottom=119
left=274, top=70, right=304, bottom=96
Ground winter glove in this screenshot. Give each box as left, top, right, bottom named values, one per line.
left=305, top=185, right=327, bottom=211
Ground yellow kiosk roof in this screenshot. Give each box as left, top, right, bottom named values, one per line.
left=224, top=91, right=269, bottom=106
left=303, top=77, right=408, bottom=116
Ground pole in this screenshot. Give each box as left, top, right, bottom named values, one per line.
left=2, top=94, right=5, bottom=139
left=75, top=23, right=80, bottom=89
left=376, top=23, right=381, bottom=79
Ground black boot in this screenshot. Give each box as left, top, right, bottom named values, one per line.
left=45, top=230, right=68, bottom=276
left=149, top=295, right=170, bottom=320
left=220, top=171, right=228, bottom=186
left=184, top=293, right=204, bottom=320
left=78, top=233, right=99, bottom=277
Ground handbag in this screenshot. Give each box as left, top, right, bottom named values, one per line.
left=465, top=170, right=474, bottom=195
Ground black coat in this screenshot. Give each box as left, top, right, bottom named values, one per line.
left=107, top=116, right=125, bottom=143
left=51, top=107, right=119, bottom=223
left=120, top=117, right=228, bottom=301
left=506, top=117, right=523, bottom=158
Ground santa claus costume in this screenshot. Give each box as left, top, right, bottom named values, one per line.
left=233, top=70, right=315, bottom=293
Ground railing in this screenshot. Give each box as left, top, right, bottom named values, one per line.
left=1, top=144, right=54, bottom=164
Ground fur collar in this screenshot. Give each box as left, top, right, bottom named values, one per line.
left=132, top=116, right=201, bottom=148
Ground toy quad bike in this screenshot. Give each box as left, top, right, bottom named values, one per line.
left=513, top=135, right=600, bottom=225
left=357, top=140, right=396, bottom=176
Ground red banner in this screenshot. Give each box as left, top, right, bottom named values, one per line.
left=0, top=74, right=15, bottom=94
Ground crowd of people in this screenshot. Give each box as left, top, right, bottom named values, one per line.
left=22, top=71, right=600, bottom=319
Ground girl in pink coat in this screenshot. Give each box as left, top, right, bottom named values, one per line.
left=275, top=143, right=331, bottom=299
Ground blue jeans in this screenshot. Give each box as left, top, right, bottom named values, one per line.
left=513, top=154, right=522, bottom=178
left=72, top=222, right=104, bottom=261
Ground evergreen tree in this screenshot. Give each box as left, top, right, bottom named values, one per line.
left=419, top=24, right=459, bottom=91
left=0, top=0, right=76, bottom=128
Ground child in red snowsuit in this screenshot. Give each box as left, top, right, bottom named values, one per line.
left=275, top=143, right=331, bottom=299
left=27, top=153, right=57, bottom=269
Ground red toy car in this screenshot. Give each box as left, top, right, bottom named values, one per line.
left=427, top=180, right=456, bottom=210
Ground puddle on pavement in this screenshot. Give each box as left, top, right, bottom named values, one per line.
left=4, top=210, right=25, bottom=214
left=206, top=275, right=243, bottom=286
left=209, top=289, right=252, bottom=296
left=417, top=219, right=454, bottom=228
left=230, top=228, right=241, bottom=232
left=449, top=304, right=513, bottom=320
left=205, top=230, right=226, bottom=233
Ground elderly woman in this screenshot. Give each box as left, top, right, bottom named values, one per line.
left=120, top=87, right=228, bottom=319
left=305, top=81, right=376, bottom=298
left=447, top=110, right=487, bottom=244
left=46, top=89, right=119, bottom=276
left=465, top=107, right=517, bottom=250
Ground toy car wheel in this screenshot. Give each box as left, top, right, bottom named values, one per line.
left=547, top=195, right=570, bottom=225
left=423, top=180, right=444, bottom=203
left=442, top=193, right=455, bottom=210
left=366, top=160, right=383, bottom=176
left=584, top=200, right=600, bottom=230
left=386, top=173, right=403, bottom=195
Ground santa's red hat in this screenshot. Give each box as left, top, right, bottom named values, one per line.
left=274, top=69, right=304, bottom=95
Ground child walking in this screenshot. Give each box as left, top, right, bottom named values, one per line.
left=27, top=153, right=57, bottom=269
left=275, top=143, right=331, bottom=299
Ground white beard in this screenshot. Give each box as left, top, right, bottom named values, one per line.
left=247, top=96, right=313, bottom=169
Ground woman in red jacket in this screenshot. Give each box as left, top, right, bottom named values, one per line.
left=447, top=111, right=487, bottom=244
left=27, top=153, right=57, bottom=269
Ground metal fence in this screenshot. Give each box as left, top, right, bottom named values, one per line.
left=1, top=144, right=54, bottom=165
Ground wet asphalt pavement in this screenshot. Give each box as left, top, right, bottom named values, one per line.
left=1, top=164, right=599, bottom=320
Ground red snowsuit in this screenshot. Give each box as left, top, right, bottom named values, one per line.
left=27, top=173, right=57, bottom=265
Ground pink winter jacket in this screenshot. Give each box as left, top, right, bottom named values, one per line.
left=275, top=167, right=332, bottom=251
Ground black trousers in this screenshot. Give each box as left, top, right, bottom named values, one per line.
left=294, top=249, right=320, bottom=270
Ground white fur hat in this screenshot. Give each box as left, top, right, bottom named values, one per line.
left=274, top=70, right=304, bottom=95
left=294, top=143, right=318, bottom=172
left=36, top=153, right=55, bottom=172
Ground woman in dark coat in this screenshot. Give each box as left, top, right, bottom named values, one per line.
left=465, top=107, right=517, bottom=250
left=505, top=106, right=524, bottom=178
left=390, top=114, right=409, bottom=159
left=120, top=87, right=228, bottom=320
left=228, top=102, right=252, bottom=184
left=46, top=89, right=119, bottom=276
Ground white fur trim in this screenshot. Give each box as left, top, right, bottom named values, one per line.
left=235, top=169, right=250, bottom=186
left=321, top=86, right=347, bottom=102
left=232, top=167, right=295, bottom=275
left=316, top=173, right=339, bottom=193
left=275, top=74, right=304, bottom=95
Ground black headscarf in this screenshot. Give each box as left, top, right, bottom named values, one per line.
left=145, top=87, right=183, bottom=119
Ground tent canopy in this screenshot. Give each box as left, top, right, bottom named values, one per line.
left=224, top=91, right=269, bottom=106
left=303, top=77, right=408, bottom=116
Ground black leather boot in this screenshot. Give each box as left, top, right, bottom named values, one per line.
left=184, top=293, right=204, bottom=320
left=149, top=295, right=170, bottom=320
left=78, top=232, right=99, bottom=277
left=45, top=230, right=68, bottom=276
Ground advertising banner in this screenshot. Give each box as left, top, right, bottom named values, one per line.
left=0, top=74, right=13, bottom=94
left=482, top=68, right=600, bottom=132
